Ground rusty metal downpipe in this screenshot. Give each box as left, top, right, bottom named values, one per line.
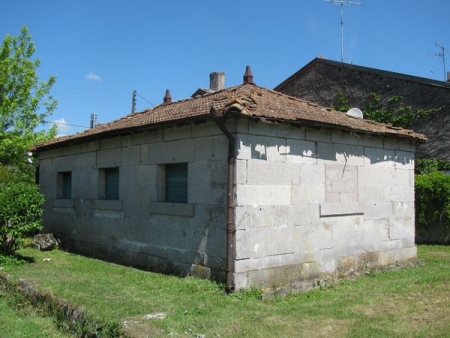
left=210, top=107, right=236, bottom=292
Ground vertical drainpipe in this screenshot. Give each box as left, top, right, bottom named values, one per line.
left=210, top=107, right=235, bottom=292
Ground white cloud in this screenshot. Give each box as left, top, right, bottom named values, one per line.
left=53, top=118, right=71, bottom=136
left=85, top=72, right=103, bottom=82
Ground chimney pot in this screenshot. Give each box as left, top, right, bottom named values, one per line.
left=243, top=65, right=253, bottom=84
left=163, top=89, right=172, bottom=104
left=210, top=72, right=225, bottom=91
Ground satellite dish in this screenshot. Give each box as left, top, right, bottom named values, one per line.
left=346, top=107, right=364, bottom=119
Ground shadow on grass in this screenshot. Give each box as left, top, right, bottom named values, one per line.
left=0, top=253, right=35, bottom=265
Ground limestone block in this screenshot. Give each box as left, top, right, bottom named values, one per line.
left=210, top=160, right=228, bottom=188
left=147, top=218, right=189, bottom=249
left=379, top=246, right=417, bottom=266
left=392, top=201, right=414, bottom=218
left=249, top=121, right=278, bottom=137
left=235, top=159, right=247, bottom=184
left=294, top=222, right=333, bottom=253
left=120, top=183, right=153, bottom=202
left=291, top=204, right=320, bottom=226
left=73, top=169, right=98, bottom=199
left=122, top=201, right=151, bottom=224
left=121, top=145, right=141, bottom=166
left=291, top=185, right=325, bottom=205
left=332, top=131, right=382, bottom=148
left=235, top=184, right=292, bottom=206
left=38, top=158, right=52, bottom=174
left=148, top=139, right=194, bottom=164
left=210, top=206, right=227, bottom=228
left=364, top=147, right=397, bottom=168
left=317, top=143, right=364, bottom=166
left=97, top=148, right=122, bottom=168
left=74, top=152, right=97, bottom=170
left=235, top=258, right=264, bottom=273
left=302, top=164, right=325, bottom=187
left=235, top=205, right=274, bottom=230
left=276, top=124, right=305, bottom=140
left=286, top=139, right=316, bottom=164
left=119, top=166, right=140, bottom=185
left=358, top=167, right=410, bottom=187
left=264, top=253, right=298, bottom=269
left=387, top=186, right=414, bottom=202
left=234, top=272, right=250, bottom=290
left=383, top=138, right=416, bottom=152
left=163, top=125, right=192, bottom=142
left=319, top=203, right=364, bottom=217
left=194, top=137, right=213, bottom=161
left=364, top=202, right=393, bottom=220
left=246, top=160, right=301, bottom=186
left=333, top=218, right=389, bottom=250
left=202, top=228, right=227, bottom=259
left=389, top=217, right=414, bottom=240
left=358, top=185, right=386, bottom=202
left=51, top=155, right=77, bottom=172
left=191, top=122, right=222, bottom=138
left=236, top=134, right=288, bottom=162
left=131, top=129, right=163, bottom=145
left=394, top=151, right=414, bottom=169
left=235, top=226, right=294, bottom=259
left=100, top=137, right=123, bottom=150
left=305, top=128, right=332, bottom=143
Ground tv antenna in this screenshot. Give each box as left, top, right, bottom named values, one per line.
left=430, top=42, right=448, bottom=81
left=325, top=0, right=364, bottom=63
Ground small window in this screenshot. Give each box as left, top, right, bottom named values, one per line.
left=105, top=167, right=119, bottom=200
left=57, top=171, right=72, bottom=199
left=165, top=163, right=188, bottom=203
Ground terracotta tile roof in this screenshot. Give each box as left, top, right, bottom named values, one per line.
left=34, top=83, right=426, bottom=150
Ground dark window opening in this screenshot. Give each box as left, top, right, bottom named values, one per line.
left=165, top=163, right=188, bottom=203
left=105, top=167, right=119, bottom=200
left=62, top=172, right=72, bottom=199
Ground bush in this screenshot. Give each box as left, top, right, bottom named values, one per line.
left=0, top=181, right=44, bottom=254
left=415, top=172, right=450, bottom=243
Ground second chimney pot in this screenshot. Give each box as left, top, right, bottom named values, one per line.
left=210, top=72, right=225, bottom=91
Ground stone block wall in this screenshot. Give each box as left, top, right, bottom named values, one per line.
left=38, top=121, right=229, bottom=280
left=233, top=120, right=417, bottom=289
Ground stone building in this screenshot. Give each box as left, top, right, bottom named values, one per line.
left=33, top=67, right=425, bottom=291
left=275, top=57, right=450, bottom=160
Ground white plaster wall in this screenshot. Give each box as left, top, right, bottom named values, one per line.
left=233, top=121, right=417, bottom=289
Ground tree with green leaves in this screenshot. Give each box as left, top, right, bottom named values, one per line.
left=0, top=26, right=56, bottom=256
left=0, top=26, right=57, bottom=171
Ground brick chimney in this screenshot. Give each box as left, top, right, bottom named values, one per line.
left=210, top=72, right=225, bottom=91
left=163, top=89, right=172, bottom=104
left=243, top=65, right=253, bottom=84
left=447, top=72, right=450, bottom=82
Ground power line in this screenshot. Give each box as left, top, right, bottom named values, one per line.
left=44, top=120, right=89, bottom=129
left=136, top=92, right=154, bottom=106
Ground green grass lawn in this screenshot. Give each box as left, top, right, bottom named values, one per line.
left=1, top=245, right=449, bottom=337
left=0, top=291, right=71, bottom=337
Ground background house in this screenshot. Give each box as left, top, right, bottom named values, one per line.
left=274, top=57, right=450, bottom=160
left=34, top=68, right=426, bottom=291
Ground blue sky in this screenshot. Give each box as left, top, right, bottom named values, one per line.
left=2, top=0, right=449, bottom=136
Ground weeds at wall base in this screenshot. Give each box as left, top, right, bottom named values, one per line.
left=0, top=272, right=120, bottom=337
